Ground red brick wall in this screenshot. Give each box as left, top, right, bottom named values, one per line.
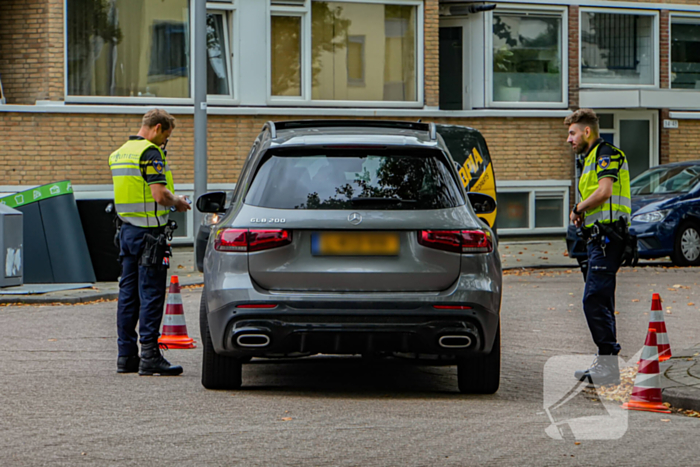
left=0, top=0, right=48, bottom=104
left=568, top=6, right=579, bottom=110
left=660, top=10, right=670, bottom=89
left=0, top=0, right=63, bottom=104
left=669, top=120, right=700, bottom=163
left=47, top=0, right=65, bottom=100
left=424, top=0, right=439, bottom=107
left=0, top=113, right=572, bottom=186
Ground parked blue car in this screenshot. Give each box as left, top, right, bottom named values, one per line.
left=567, top=161, right=700, bottom=267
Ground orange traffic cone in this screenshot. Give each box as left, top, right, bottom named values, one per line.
left=622, top=330, right=670, bottom=414
left=649, top=293, right=672, bottom=362
left=158, top=275, right=196, bottom=349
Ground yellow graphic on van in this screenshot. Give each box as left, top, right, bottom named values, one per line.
left=458, top=147, right=497, bottom=227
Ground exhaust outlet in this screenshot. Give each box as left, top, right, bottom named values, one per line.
left=438, top=335, right=473, bottom=349
left=236, top=334, right=271, bottom=348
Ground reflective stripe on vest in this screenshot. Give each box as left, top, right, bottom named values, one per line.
left=578, top=142, right=632, bottom=228
left=108, top=139, right=175, bottom=228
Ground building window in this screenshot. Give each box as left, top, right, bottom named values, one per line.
left=534, top=193, right=564, bottom=228
left=495, top=183, right=570, bottom=234
left=270, top=1, right=420, bottom=104
left=271, top=15, right=303, bottom=97
left=497, top=192, right=530, bottom=229
left=206, top=12, right=233, bottom=97
left=67, top=0, right=191, bottom=98
left=347, top=36, right=366, bottom=86
left=671, top=18, right=700, bottom=89
left=149, top=22, right=189, bottom=80
left=581, top=11, right=656, bottom=87
left=491, top=10, right=564, bottom=104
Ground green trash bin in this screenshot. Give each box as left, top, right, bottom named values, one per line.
left=0, top=181, right=96, bottom=284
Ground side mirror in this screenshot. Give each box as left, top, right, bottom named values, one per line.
left=467, top=192, right=497, bottom=215
left=196, top=191, right=227, bottom=213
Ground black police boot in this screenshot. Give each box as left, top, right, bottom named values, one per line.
left=117, top=355, right=140, bottom=373
left=574, top=355, right=620, bottom=385
left=139, top=342, right=183, bottom=376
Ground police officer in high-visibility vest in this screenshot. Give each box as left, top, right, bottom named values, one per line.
left=566, top=109, right=632, bottom=385
left=109, top=109, right=191, bottom=375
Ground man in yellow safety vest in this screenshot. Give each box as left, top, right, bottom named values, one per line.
left=566, top=109, right=632, bottom=386
left=109, top=109, right=191, bottom=376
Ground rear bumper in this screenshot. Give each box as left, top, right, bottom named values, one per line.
left=207, top=302, right=499, bottom=358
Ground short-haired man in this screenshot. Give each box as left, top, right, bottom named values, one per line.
left=565, top=109, right=632, bottom=385
left=109, top=109, right=191, bottom=375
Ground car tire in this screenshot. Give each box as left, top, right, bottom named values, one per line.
left=200, top=293, right=242, bottom=390
left=457, top=324, right=500, bottom=394
left=672, top=221, right=700, bottom=267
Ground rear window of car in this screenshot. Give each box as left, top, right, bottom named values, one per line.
left=245, top=148, right=465, bottom=210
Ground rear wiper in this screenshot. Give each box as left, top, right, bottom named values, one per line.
left=349, top=197, right=416, bottom=205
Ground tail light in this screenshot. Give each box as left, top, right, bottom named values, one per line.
left=418, top=230, right=492, bottom=254
left=215, top=229, right=292, bottom=252
left=433, top=305, right=473, bottom=310
left=236, top=304, right=278, bottom=309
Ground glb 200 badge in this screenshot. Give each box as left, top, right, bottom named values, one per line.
left=250, top=218, right=286, bottom=224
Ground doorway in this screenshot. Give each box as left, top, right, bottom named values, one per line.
left=596, top=110, right=658, bottom=180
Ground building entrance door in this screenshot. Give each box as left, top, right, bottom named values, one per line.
left=597, top=110, right=657, bottom=180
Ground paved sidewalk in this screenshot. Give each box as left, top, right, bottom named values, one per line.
left=0, top=247, right=202, bottom=305
left=499, top=238, right=577, bottom=269
left=662, top=346, right=700, bottom=412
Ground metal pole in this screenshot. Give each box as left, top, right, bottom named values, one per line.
left=193, top=0, right=208, bottom=234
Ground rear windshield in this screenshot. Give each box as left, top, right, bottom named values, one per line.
left=245, top=149, right=465, bottom=210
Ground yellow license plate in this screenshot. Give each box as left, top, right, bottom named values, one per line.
left=312, top=232, right=400, bottom=256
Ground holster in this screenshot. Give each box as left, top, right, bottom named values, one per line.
left=139, top=230, right=171, bottom=270
left=114, top=217, right=123, bottom=250
left=593, top=219, right=638, bottom=267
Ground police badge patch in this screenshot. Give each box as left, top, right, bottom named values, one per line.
left=153, top=160, right=164, bottom=174
left=597, top=156, right=611, bottom=170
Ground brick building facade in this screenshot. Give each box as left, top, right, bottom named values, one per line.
left=2, top=0, right=700, bottom=238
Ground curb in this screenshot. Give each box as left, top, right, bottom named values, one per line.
left=503, top=263, right=577, bottom=271
left=663, top=387, right=700, bottom=412
left=0, top=281, right=203, bottom=305
left=0, top=292, right=119, bottom=305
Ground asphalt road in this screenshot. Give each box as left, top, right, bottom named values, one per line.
left=1, top=267, right=700, bottom=466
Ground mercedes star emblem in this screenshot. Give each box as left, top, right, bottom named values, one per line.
left=348, top=212, right=362, bottom=225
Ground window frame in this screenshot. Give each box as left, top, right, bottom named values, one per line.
left=579, top=7, right=660, bottom=90
left=267, top=0, right=424, bottom=108
left=267, top=10, right=310, bottom=101
left=485, top=5, right=568, bottom=109
left=495, top=181, right=571, bottom=235
left=63, top=0, right=241, bottom=105
left=669, top=13, right=700, bottom=92
left=347, top=35, right=366, bottom=86
left=206, top=4, right=240, bottom=104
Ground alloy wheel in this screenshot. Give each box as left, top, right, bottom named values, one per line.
left=681, top=227, right=700, bottom=262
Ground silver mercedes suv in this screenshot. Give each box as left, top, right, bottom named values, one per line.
left=197, top=120, right=502, bottom=393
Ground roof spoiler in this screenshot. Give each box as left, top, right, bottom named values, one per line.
left=262, top=120, right=437, bottom=141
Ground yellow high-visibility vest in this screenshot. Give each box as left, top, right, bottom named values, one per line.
left=578, top=141, right=632, bottom=228
left=108, top=139, right=175, bottom=228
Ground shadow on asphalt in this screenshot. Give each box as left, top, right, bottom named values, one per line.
left=228, top=356, right=501, bottom=399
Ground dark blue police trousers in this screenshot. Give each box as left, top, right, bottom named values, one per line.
left=583, top=236, right=624, bottom=356
left=117, top=223, right=167, bottom=357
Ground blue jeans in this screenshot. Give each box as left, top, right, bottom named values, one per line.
left=116, top=223, right=167, bottom=357
left=582, top=236, right=624, bottom=356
